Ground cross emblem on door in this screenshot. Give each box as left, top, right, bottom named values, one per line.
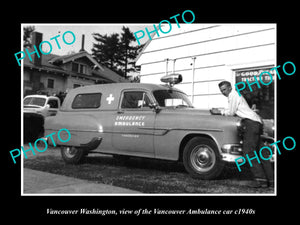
left=106, top=94, right=115, bottom=104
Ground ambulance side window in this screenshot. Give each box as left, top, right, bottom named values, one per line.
left=121, top=91, right=151, bottom=109
left=72, top=93, right=102, bottom=109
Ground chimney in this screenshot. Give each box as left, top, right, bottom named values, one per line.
left=31, top=32, right=43, bottom=66
left=80, top=34, right=85, bottom=52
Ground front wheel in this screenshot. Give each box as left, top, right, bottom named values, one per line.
left=61, top=146, right=85, bottom=164
left=183, top=137, right=225, bottom=180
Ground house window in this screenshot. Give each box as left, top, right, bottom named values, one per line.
left=72, top=62, right=87, bottom=74
left=72, top=63, right=79, bottom=72
left=235, top=67, right=274, bottom=119
left=47, top=78, right=54, bottom=88
left=79, top=64, right=86, bottom=74
left=72, top=63, right=79, bottom=73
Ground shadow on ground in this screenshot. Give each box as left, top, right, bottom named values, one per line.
left=24, top=148, right=274, bottom=194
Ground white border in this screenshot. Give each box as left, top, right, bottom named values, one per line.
left=21, top=23, right=277, bottom=196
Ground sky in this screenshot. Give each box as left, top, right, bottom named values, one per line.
left=23, top=24, right=152, bottom=56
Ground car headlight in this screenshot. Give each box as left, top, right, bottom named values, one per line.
left=221, top=144, right=243, bottom=155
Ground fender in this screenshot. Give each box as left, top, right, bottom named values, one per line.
left=80, top=137, right=102, bottom=151
left=45, top=113, right=103, bottom=147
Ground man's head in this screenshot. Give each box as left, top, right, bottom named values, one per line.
left=218, top=81, right=232, bottom=97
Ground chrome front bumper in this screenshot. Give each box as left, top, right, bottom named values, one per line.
left=220, top=143, right=275, bottom=163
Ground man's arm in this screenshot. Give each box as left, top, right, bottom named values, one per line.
left=223, top=92, right=240, bottom=116
left=210, top=108, right=222, bottom=115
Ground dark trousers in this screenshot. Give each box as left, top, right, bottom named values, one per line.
left=241, top=119, right=274, bottom=182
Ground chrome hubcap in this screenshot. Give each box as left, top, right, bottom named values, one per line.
left=63, top=146, right=77, bottom=158
left=190, top=145, right=216, bottom=172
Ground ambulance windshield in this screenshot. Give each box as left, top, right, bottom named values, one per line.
left=153, top=90, right=193, bottom=108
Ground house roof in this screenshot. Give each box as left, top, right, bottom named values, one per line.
left=134, top=25, right=159, bottom=64
left=24, top=50, right=127, bottom=83
left=48, top=51, right=104, bottom=71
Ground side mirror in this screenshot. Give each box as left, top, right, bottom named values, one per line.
left=149, top=102, right=161, bottom=113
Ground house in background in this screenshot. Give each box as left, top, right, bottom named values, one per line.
left=23, top=32, right=127, bottom=97
left=135, top=24, right=276, bottom=119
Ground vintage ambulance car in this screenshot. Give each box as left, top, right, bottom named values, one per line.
left=44, top=75, right=262, bottom=179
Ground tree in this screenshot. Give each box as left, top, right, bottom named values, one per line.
left=119, top=26, right=139, bottom=78
left=23, top=26, right=35, bottom=48
left=92, top=26, right=144, bottom=78
left=92, top=33, right=120, bottom=73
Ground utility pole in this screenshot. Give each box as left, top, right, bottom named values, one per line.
left=165, top=58, right=169, bottom=75
left=191, top=57, right=196, bottom=104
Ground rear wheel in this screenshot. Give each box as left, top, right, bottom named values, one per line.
left=183, top=137, right=224, bottom=180
left=61, top=146, right=85, bottom=164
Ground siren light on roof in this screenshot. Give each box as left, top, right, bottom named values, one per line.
left=160, top=73, right=183, bottom=87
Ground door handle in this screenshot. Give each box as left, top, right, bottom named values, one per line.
left=117, top=111, right=124, bottom=114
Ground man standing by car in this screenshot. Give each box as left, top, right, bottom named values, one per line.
left=210, top=81, right=273, bottom=188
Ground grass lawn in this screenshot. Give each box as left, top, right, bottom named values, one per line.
left=23, top=145, right=275, bottom=194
